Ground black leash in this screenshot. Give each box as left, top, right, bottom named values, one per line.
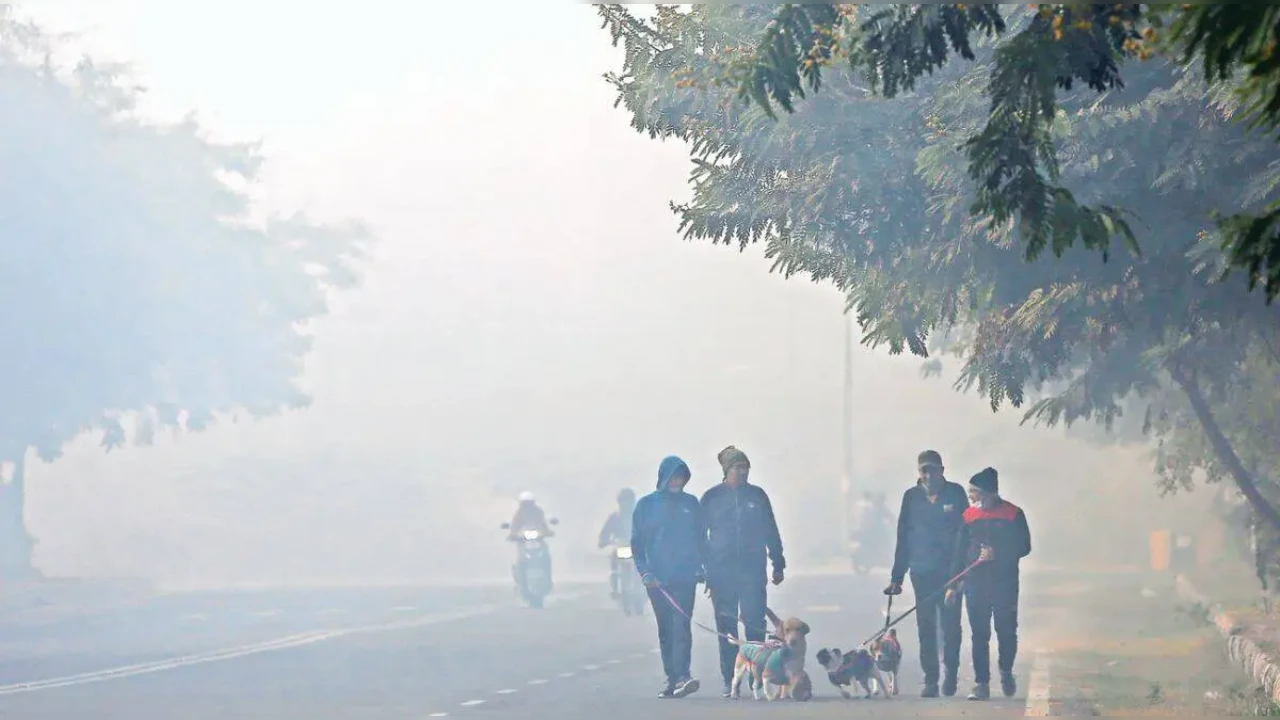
left=859, top=558, right=984, bottom=649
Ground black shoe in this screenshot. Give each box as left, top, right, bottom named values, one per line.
left=921, top=682, right=940, bottom=698
left=1001, top=672, right=1017, bottom=698
left=967, top=683, right=990, bottom=701
left=671, top=677, right=700, bottom=698
left=658, top=683, right=676, bottom=699
left=942, top=673, right=958, bottom=697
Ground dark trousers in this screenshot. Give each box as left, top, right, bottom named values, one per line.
left=710, top=573, right=768, bottom=684
left=910, top=569, right=963, bottom=684
left=965, top=574, right=1019, bottom=684
left=647, top=581, right=695, bottom=684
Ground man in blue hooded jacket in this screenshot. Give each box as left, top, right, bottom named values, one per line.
left=631, top=455, right=707, bottom=699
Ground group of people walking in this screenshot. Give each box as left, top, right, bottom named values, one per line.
left=627, top=446, right=1031, bottom=703
left=886, top=450, right=1031, bottom=700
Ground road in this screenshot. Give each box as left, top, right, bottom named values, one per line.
left=0, top=571, right=1054, bottom=718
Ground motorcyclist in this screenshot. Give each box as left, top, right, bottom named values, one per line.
left=508, top=491, right=554, bottom=539
left=853, top=491, right=896, bottom=568
left=508, top=491, right=554, bottom=591
left=598, top=488, right=637, bottom=598
left=862, top=492, right=895, bottom=536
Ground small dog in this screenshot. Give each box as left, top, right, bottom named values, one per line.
left=869, top=629, right=902, bottom=696
left=728, top=608, right=812, bottom=701
left=815, top=645, right=892, bottom=700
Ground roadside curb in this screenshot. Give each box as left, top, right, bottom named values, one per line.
left=1174, top=573, right=1280, bottom=704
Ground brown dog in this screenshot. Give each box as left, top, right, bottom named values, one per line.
left=728, top=608, right=812, bottom=701
left=766, top=608, right=811, bottom=684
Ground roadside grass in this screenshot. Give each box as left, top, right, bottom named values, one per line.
left=1027, top=573, right=1280, bottom=715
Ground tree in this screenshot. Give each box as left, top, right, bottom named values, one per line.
left=728, top=3, right=1280, bottom=302
left=597, top=5, right=1280, bottom=529
left=0, top=12, right=371, bottom=578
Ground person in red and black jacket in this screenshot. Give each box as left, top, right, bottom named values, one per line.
left=946, top=467, right=1031, bottom=702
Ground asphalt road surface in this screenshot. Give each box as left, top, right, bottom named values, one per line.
left=0, top=571, right=1052, bottom=718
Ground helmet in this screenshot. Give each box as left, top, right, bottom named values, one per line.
left=617, top=488, right=636, bottom=504
left=518, top=491, right=535, bottom=504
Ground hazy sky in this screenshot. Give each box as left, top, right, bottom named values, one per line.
left=16, top=3, right=1171, bottom=587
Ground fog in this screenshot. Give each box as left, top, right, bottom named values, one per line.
left=15, top=3, right=1197, bottom=591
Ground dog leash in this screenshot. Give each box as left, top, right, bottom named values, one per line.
left=655, top=586, right=784, bottom=648
left=656, top=586, right=750, bottom=643
left=858, top=557, right=985, bottom=649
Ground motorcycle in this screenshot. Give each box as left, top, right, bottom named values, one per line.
left=850, top=521, right=892, bottom=575
left=501, top=518, right=558, bottom=609
left=610, top=544, right=646, bottom=616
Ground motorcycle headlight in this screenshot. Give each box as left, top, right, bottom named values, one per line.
left=522, top=530, right=540, bottom=540
left=615, top=546, right=633, bottom=560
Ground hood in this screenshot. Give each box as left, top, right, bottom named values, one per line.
left=656, top=455, right=690, bottom=491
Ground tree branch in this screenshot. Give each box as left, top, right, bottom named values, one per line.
left=1168, top=361, right=1280, bottom=531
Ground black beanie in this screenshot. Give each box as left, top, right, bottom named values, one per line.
left=969, top=467, right=998, bottom=495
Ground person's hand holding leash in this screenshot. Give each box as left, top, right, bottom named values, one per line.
left=772, top=567, right=785, bottom=586
left=945, top=583, right=962, bottom=605
left=978, top=544, right=995, bottom=563
left=883, top=581, right=903, bottom=596
left=641, top=573, right=661, bottom=589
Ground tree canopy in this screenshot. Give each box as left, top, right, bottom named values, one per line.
left=722, top=3, right=1280, bottom=303
left=598, top=4, right=1280, bottom=528
left=0, top=11, right=370, bottom=469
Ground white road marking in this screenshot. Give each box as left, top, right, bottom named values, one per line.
left=605, top=659, right=621, bottom=665
left=630, top=652, right=647, bottom=659
left=494, top=688, right=517, bottom=695
left=558, top=672, right=576, bottom=678
left=0, top=630, right=338, bottom=697
left=428, top=714, right=448, bottom=717
left=319, top=608, right=345, bottom=615
left=527, top=679, right=547, bottom=685
left=0, top=602, right=508, bottom=697
left=582, top=664, right=599, bottom=671
left=251, top=609, right=281, bottom=618
left=801, top=605, right=842, bottom=613
left=1025, top=652, right=1052, bottom=716
left=459, top=700, right=485, bottom=707
left=182, top=613, right=208, bottom=622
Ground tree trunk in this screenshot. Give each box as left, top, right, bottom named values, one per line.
left=1169, top=364, right=1280, bottom=532
left=0, top=451, right=36, bottom=581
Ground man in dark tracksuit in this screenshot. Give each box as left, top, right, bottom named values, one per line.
left=632, top=455, right=706, bottom=699
left=700, top=446, right=787, bottom=697
left=946, top=467, right=1031, bottom=701
left=884, top=449, right=969, bottom=697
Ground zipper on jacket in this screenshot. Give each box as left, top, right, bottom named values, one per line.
left=734, top=485, right=743, bottom=568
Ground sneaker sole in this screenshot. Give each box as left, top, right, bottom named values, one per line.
left=672, top=680, right=700, bottom=698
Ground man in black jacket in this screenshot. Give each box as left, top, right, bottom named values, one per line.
left=884, top=450, right=969, bottom=697
left=700, top=446, right=786, bottom=698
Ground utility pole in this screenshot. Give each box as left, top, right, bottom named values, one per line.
left=841, top=310, right=854, bottom=556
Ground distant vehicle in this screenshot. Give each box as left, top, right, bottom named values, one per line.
left=501, top=518, right=558, bottom=608
left=610, top=543, right=646, bottom=616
